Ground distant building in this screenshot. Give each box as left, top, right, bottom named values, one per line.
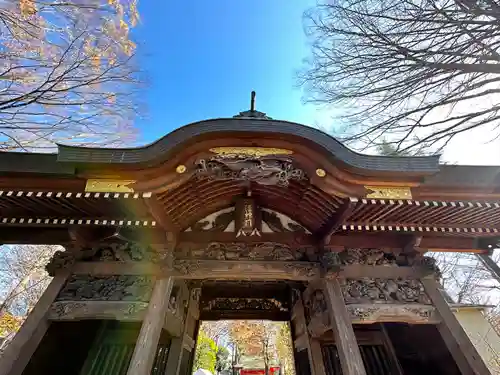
left=452, top=305, right=500, bottom=375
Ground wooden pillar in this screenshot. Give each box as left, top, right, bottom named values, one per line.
left=309, top=339, right=327, bottom=375
left=421, top=276, right=492, bottom=375
left=126, top=277, right=174, bottom=375
left=322, top=279, right=367, bottom=375
left=292, top=298, right=321, bottom=375
left=165, top=288, right=198, bottom=375
left=166, top=338, right=184, bottom=375
left=0, top=272, right=69, bottom=375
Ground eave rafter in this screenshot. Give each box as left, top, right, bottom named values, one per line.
left=143, top=195, right=180, bottom=233
left=343, top=198, right=500, bottom=235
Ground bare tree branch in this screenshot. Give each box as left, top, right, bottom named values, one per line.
left=300, top=0, right=500, bottom=153
left=0, top=0, right=143, bottom=151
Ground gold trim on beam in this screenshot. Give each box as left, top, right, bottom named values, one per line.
left=342, top=223, right=498, bottom=235
left=209, top=147, right=293, bottom=158
left=0, top=190, right=151, bottom=198
left=0, top=217, right=157, bottom=227
left=85, top=179, right=136, bottom=193
left=365, top=186, right=412, bottom=199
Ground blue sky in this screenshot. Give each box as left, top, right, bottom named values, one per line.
left=130, top=1, right=500, bottom=165
left=133, top=0, right=322, bottom=144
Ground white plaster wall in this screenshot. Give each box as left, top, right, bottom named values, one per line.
left=454, top=309, right=500, bottom=375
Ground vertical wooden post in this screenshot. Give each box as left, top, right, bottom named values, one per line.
left=309, top=339, right=327, bottom=375
left=126, top=277, right=174, bottom=375
left=380, top=325, right=403, bottom=375
left=166, top=287, right=198, bottom=375
left=292, top=297, right=319, bottom=375
left=166, top=338, right=184, bottom=375
left=0, top=272, right=69, bottom=375
left=323, top=279, right=367, bottom=375
left=421, top=276, right=492, bottom=375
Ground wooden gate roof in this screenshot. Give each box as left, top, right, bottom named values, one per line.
left=0, top=111, right=499, bottom=253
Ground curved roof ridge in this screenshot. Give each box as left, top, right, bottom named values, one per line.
left=56, top=117, right=441, bottom=174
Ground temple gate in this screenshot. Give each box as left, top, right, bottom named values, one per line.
left=0, top=106, right=498, bottom=375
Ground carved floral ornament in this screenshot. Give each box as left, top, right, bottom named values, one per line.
left=46, top=250, right=76, bottom=276
left=45, top=241, right=175, bottom=276
left=194, top=147, right=306, bottom=187
left=202, top=297, right=288, bottom=312
left=56, top=275, right=155, bottom=303
left=45, top=243, right=440, bottom=283
left=48, top=301, right=149, bottom=321
left=347, top=304, right=437, bottom=324
left=175, top=242, right=309, bottom=261
left=320, top=248, right=440, bottom=276
left=52, top=275, right=186, bottom=323
left=302, top=278, right=436, bottom=331
left=340, top=278, right=431, bottom=305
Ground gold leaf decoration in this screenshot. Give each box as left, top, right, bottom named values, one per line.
left=365, top=186, right=412, bottom=199
left=85, top=179, right=136, bottom=193
left=209, top=147, right=293, bottom=158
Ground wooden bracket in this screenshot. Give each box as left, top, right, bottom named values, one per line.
left=317, top=198, right=357, bottom=245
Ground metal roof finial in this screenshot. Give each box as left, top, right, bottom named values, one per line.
left=233, top=91, right=272, bottom=120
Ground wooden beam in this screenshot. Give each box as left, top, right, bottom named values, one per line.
left=144, top=196, right=180, bottom=232
left=421, top=277, right=491, bottom=375
left=0, top=224, right=490, bottom=255
left=323, top=279, right=367, bottom=375
left=126, top=277, right=174, bottom=375
left=0, top=272, right=69, bottom=375
left=174, top=260, right=320, bottom=280
left=71, top=260, right=435, bottom=280
left=48, top=301, right=148, bottom=321
left=165, top=288, right=199, bottom=375
left=335, top=264, right=432, bottom=279
left=200, top=310, right=290, bottom=321
left=178, top=231, right=312, bottom=244
left=328, top=233, right=484, bottom=253
left=72, top=261, right=164, bottom=275
left=476, top=253, right=500, bottom=283
left=317, top=198, right=357, bottom=244
left=0, top=227, right=73, bottom=245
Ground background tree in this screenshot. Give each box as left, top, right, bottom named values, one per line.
left=275, top=323, right=294, bottom=375
left=0, top=245, right=59, bottom=345
left=193, top=331, right=217, bottom=373
left=215, top=345, right=231, bottom=375
left=229, top=320, right=278, bottom=375
left=301, top=0, right=500, bottom=153
left=0, top=0, right=142, bottom=151
left=201, top=321, right=230, bottom=345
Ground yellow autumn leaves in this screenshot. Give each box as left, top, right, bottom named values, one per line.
left=0, top=312, right=22, bottom=338
left=19, top=0, right=36, bottom=17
